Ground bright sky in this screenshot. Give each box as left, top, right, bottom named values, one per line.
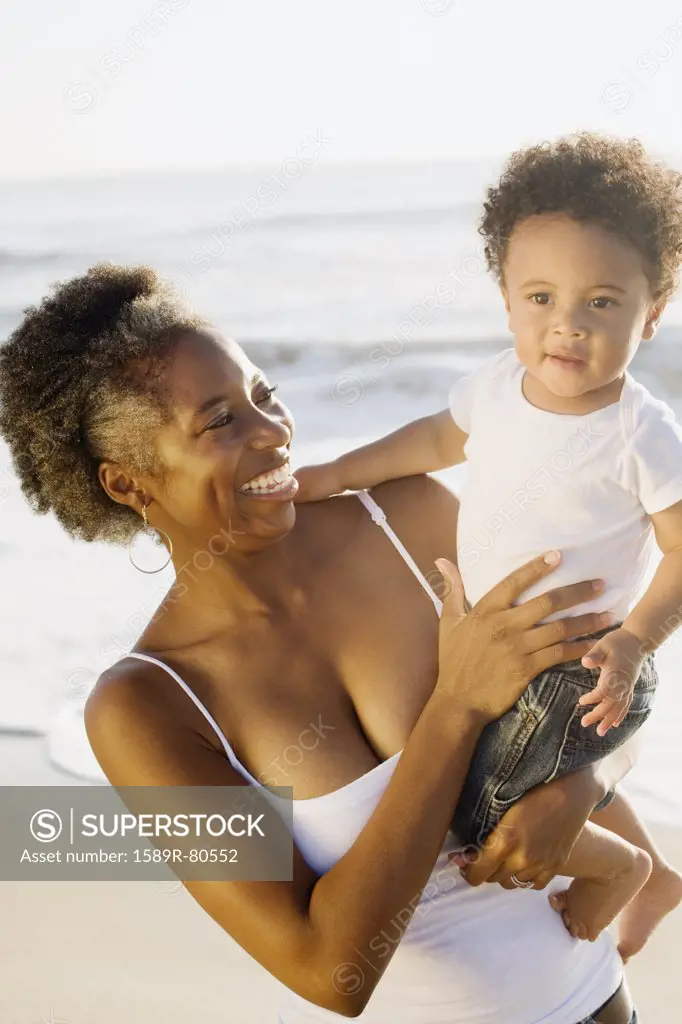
left=3, top=0, right=682, bottom=179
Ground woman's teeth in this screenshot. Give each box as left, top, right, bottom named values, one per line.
left=240, top=464, right=293, bottom=494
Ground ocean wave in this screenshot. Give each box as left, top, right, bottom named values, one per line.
left=0, top=248, right=64, bottom=267
left=161, top=201, right=481, bottom=245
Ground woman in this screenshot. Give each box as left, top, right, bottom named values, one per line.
left=0, top=264, right=638, bottom=1022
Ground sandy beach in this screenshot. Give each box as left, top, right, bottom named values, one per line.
left=1, top=733, right=680, bottom=1023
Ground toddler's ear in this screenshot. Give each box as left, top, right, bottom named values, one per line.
left=642, top=301, right=666, bottom=341
left=500, top=285, right=514, bottom=335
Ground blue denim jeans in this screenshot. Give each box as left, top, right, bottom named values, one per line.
left=451, top=624, right=658, bottom=847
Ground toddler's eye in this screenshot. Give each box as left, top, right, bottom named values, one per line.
left=530, top=293, right=550, bottom=305
left=256, top=384, right=279, bottom=403
left=590, top=297, right=614, bottom=309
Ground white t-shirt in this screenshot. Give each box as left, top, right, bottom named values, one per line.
left=448, top=348, right=682, bottom=622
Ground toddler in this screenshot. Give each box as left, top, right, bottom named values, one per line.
left=294, top=133, right=682, bottom=959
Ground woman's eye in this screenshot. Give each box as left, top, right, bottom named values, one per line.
left=206, top=385, right=279, bottom=430
left=530, top=293, right=550, bottom=305
left=206, top=385, right=278, bottom=430
left=590, top=297, right=614, bottom=309
left=207, top=411, right=233, bottom=430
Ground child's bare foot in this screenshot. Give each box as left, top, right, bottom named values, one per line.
left=617, top=863, right=682, bottom=962
left=549, top=848, right=652, bottom=942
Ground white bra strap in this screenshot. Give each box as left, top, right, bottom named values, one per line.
left=355, top=490, right=443, bottom=616
left=123, top=651, right=248, bottom=775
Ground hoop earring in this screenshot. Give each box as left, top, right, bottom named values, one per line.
left=128, top=502, right=173, bottom=574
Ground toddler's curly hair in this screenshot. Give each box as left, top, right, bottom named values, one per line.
left=479, top=131, right=682, bottom=301
left=0, top=263, right=206, bottom=545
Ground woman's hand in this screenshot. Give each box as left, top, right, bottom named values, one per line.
left=450, top=767, right=604, bottom=890
left=433, top=552, right=608, bottom=726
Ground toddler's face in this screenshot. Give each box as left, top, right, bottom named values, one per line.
left=501, top=213, right=662, bottom=400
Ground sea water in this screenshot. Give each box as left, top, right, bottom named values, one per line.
left=0, top=159, right=680, bottom=822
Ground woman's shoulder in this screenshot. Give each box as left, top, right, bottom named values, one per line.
left=297, top=474, right=459, bottom=562
left=309, top=476, right=461, bottom=599
left=84, top=651, right=230, bottom=785
left=364, top=475, right=460, bottom=563
left=85, top=655, right=168, bottom=733
left=83, top=658, right=166, bottom=779
left=368, top=473, right=459, bottom=517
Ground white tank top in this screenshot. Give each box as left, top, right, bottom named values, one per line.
left=124, top=490, right=622, bottom=1024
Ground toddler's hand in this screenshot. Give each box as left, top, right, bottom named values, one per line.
left=578, top=627, right=645, bottom=736
left=293, top=461, right=343, bottom=503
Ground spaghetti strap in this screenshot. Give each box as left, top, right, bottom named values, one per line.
left=355, top=490, right=443, bottom=616
left=123, top=651, right=257, bottom=782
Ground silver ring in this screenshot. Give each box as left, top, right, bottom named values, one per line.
left=510, top=874, right=534, bottom=889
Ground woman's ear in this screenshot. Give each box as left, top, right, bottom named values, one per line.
left=98, top=461, right=145, bottom=510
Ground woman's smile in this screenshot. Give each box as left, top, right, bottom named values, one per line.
left=238, top=458, right=299, bottom=500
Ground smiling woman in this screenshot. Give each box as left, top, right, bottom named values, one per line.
left=0, top=263, right=638, bottom=1023
left=0, top=264, right=300, bottom=551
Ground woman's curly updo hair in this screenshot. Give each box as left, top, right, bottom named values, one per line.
left=0, top=263, right=207, bottom=546
left=479, top=131, right=682, bottom=302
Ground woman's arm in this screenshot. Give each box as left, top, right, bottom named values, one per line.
left=86, top=676, right=482, bottom=1018
left=86, top=556, right=604, bottom=1018
left=459, top=736, right=642, bottom=890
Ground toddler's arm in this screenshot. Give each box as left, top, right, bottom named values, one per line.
left=622, top=499, right=682, bottom=651
left=295, top=409, right=468, bottom=502
left=580, top=500, right=682, bottom=733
